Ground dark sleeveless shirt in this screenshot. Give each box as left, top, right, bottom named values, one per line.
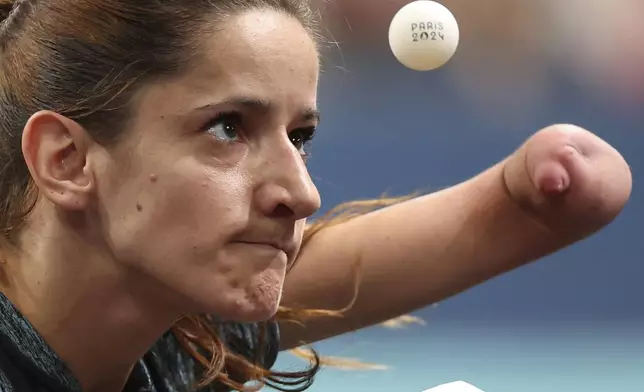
left=0, top=293, right=280, bottom=392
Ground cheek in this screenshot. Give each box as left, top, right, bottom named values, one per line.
left=101, top=158, right=251, bottom=270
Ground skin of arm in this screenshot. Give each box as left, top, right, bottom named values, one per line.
left=279, top=124, right=632, bottom=350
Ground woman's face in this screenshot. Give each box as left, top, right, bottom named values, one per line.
left=92, top=9, right=321, bottom=322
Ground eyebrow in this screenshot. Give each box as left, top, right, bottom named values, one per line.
left=196, top=96, right=321, bottom=124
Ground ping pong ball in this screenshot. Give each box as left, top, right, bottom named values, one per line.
left=388, top=1, right=459, bottom=71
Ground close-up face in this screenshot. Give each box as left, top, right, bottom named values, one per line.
left=90, top=8, right=322, bottom=322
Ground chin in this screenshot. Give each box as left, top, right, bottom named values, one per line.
left=238, top=273, right=284, bottom=322
left=190, top=269, right=284, bottom=322
left=232, top=301, right=281, bottom=323
left=205, top=293, right=281, bottom=323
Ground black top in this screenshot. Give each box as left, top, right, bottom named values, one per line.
left=0, top=293, right=280, bottom=392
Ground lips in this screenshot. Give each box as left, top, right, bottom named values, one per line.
left=243, top=241, right=282, bottom=252
left=238, top=241, right=287, bottom=255
left=234, top=230, right=294, bottom=256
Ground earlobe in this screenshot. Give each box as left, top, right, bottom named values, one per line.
left=21, top=111, right=95, bottom=211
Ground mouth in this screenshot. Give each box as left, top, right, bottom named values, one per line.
left=238, top=241, right=286, bottom=254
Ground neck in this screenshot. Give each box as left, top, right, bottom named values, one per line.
left=0, top=219, right=180, bottom=391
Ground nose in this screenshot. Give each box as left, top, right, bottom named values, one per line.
left=253, top=136, right=321, bottom=220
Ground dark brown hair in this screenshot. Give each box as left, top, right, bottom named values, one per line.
left=0, top=0, right=326, bottom=390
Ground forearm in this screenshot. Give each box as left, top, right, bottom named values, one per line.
left=279, top=125, right=631, bottom=350
left=280, top=162, right=563, bottom=349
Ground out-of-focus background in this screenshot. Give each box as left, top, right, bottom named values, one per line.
left=274, top=1, right=644, bottom=391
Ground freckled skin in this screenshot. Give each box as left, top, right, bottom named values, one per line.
left=89, top=10, right=321, bottom=322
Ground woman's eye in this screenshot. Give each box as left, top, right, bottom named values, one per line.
left=289, top=127, right=316, bottom=155
left=203, top=113, right=242, bottom=143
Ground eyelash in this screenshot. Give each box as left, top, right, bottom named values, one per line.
left=202, top=111, right=317, bottom=157
left=289, top=126, right=316, bottom=158
left=202, top=111, right=243, bottom=144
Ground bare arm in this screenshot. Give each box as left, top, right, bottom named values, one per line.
left=279, top=124, right=632, bottom=350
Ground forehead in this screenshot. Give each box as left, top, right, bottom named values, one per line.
left=191, top=9, right=319, bottom=102
left=130, top=9, right=320, bottom=127
left=217, top=9, right=318, bottom=64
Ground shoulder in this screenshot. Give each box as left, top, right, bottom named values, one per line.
left=0, top=349, right=29, bottom=392
left=0, top=367, right=10, bottom=392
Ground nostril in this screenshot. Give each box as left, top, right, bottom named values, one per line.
left=272, top=203, right=294, bottom=219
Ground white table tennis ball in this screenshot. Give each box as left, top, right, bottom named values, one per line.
left=388, top=0, right=460, bottom=71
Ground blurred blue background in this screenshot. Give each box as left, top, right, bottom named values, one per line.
left=274, top=1, right=643, bottom=391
